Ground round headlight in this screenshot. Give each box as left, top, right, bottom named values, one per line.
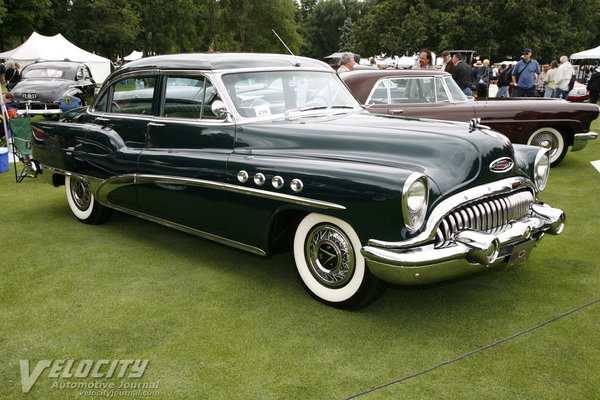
left=402, top=173, right=429, bottom=232
left=406, top=180, right=426, bottom=211
left=534, top=149, right=550, bottom=191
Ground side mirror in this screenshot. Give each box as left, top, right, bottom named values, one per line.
left=211, top=100, right=228, bottom=119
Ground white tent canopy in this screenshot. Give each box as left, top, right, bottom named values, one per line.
left=0, top=32, right=112, bottom=82
left=124, top=50, right=143, bottom=61
left=570, top=45, right=600, bottom=60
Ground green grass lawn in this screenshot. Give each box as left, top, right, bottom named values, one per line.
left=1, top=125, right=599, bottom=399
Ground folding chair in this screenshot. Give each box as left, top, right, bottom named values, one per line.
left=9, top=116, right=35, bottom=183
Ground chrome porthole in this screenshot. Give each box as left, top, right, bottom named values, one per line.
left=272, top=175, right=284, bottom=189
left=304, top=224, right=355, bottom=288
left=237, top=170, right=249, bottom=183
left=254, top=173, right=266, bottom=186
left=290, top=178, right=303, bottom=193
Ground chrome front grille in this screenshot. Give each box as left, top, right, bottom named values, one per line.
left=434, top=189, right=534, bottom=248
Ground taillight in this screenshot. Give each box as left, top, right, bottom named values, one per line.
left=31, top=125, right=47, bottom=140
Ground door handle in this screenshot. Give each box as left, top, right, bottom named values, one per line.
left=390, top=110, right=404, bottom=115
left=147, top=122, right=165, bottom=127
left=95, top=117, right=110, bottom=122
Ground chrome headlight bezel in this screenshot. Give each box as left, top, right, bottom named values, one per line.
left=533, top=148, right=550, bottom=192
left=402, top=173, right=429, bottom=232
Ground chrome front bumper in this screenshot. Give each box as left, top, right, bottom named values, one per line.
left=362, top=203, right=565, bottom=285
left=572, top=131, right=598, bottom=152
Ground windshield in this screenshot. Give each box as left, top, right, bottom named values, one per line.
left=23, top=67, right=71, bottom=79
left=221, top=71, right=360, bottom=118
left=444, top=76, right=468, bottom=102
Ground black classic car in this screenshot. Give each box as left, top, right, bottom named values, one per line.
left=342, top=69, right=599, bottom=166
left=11, top=61, right=96, bottom=113
left=29, top=53, right=565, bottom=309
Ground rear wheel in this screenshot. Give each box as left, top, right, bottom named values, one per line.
left=65, top=175, right=112, bottom=224
left=527, top=127, right=567, bottom=166
left=293, top=213, right=386, bottom=309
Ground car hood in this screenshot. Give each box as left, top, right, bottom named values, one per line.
left=237, top=112, right=519, bottom=197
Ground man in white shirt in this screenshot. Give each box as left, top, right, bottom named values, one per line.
left=554, top=55, right=574, bottom=100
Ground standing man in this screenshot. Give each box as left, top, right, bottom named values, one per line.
left=554, top=55, right=574, bottom=100
left=451, top=53, right=473, bottom=96
left=337, top=52, right=355, bottom=74
left=412, top=49, right=436, bottom=70
left=495, top=64, right=511, bottom=98
left=587, top=66, right=600, bottom=104
left=441, top=51, right=454, bottom=73
left=511, top=48, right=541, bottom=97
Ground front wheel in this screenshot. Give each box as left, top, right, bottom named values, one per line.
left=293, top=213, right=386, bottom=309
left=65, top=175, right=112, bottom=224
left=527, top=127, right=567, bottom=166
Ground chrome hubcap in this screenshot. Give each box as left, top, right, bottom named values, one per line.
left=305, top=224, right=355, bottom=287
left=530, top=132, right=558, bottom=158
left=71, top=178, right=91, bottom=211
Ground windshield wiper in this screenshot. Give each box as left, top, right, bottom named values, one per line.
left=285, top=105, right=328, bottom=115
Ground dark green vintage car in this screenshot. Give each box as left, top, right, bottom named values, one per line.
left=29, top=53, right=566, bottom=309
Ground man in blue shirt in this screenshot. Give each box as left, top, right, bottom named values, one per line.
left=511, top=48, right=541, bottom=97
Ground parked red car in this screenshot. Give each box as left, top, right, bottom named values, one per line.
left=568, top=81, right=590, bottom=102
left=342, top=69, right=598, bottom=166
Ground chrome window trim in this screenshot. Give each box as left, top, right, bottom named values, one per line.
left=369, top=176, right=536, bottom=249
left=365, top=77, right=391, bottom=105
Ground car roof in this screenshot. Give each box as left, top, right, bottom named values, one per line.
left=23, top=61, right=85, bottom=71
left=117, top=53, right=331, bottom=74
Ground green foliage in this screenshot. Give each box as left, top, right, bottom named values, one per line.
left=216, top=0, right=302, bottom=53
left=350, top=0, right=600, bottom=62
left=0, top=0, right=599, bottom=63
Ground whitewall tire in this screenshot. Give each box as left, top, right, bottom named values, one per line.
left=65, top=175, right=112, bottom=224
left=293, top=213, right=385, bottom=309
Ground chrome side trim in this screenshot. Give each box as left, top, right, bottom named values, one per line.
left=107, top=203, right=266, bottom=256
left=368, top=177, right=535, bottom=249
left=94, top=173, right=346, bottom=211
left=40, top=164, right=88, bottom=182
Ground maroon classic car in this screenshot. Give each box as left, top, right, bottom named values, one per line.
left=342, top=69, right=599, bottom=166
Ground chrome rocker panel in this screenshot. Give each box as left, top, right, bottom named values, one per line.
left=362, top=202, right=565, bottom=285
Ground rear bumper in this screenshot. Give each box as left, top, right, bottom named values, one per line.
left=362, top=203, right=565, bottom=285
left=572, top=131, right=598, bottom=152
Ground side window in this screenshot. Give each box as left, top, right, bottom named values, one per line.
left=83, top=67, right=92, bottom=80
left=202, top=79, right=224, bottom=120
left=368, top=80, right=389, bottom=105
left=389, top=78, right=410, bottom=104
left=110, top=76, right=156, bottom=115
left=76, top=68, right=84, bottom=80
left=436, top=78, right=449, bottom=102
left=95, top=89, right=110, bottom=112
left=162, top=76, right=224, bottom=120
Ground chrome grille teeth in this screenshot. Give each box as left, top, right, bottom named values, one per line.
left=434, top=190, right=534, bottom=248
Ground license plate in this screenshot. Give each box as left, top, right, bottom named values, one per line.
left=23, top=93, right=37, bottom=99
left=508, top=240, right=537, bottom=267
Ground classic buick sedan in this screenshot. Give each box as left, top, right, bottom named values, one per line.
left=342, top=69, right=599, bottom=166
left=29, top=53, right=565, bottom=309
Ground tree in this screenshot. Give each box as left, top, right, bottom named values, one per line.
left=349, top=0, right=600, bottom=63
left=0, top=0, right=51, bottom=51
left=216, top=0, right=302, bottom=53
left=298, top=0, right=368, bottom=59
